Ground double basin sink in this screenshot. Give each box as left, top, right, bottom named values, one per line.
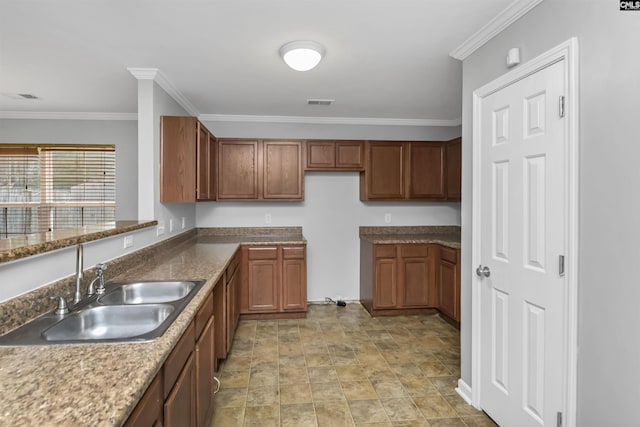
left=0, top=280, right=206, bottom=346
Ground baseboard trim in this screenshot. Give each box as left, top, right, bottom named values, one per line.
left=456, top=379, right=474, bottom=406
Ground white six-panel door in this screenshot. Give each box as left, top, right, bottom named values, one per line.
left=478, top=59, right=566, bottom=426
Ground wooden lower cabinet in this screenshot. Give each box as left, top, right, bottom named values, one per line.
left=225, top=259, right=240, bottom=353
left=195, top=316, right=215, bottom=427
left=241, top=244, right=307, bottom=317
left=437, top=246, right=460, bottom=322
left=124, top=374, right=163, bottom=427
left=369, top=244, right=433, bottom=312
left=399, top=245, right=432, bottom=307
left=361, top=241, right=459, bottom=324
left=128, top=288, right=219, bottom=427
left=165, top=352, right=196, bottom=427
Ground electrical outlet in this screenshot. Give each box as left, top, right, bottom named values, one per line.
left=384, top=213, right=392, bottom=224
left=123, top=235, right=134, bottom=249
left=265, top=213, right=272, bottom=224
left=181, top=217, right=186, bottom=229
left=157, top=221, right=165, bottom=236
left=169, top=218, right=174, bottom=233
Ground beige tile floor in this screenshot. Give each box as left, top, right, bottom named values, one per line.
left=211, top=303, right=497, bottom=427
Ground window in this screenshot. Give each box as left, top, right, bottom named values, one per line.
left=0, top=145, right=116, bottom=237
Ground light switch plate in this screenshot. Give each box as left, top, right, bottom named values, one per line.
left=157, top=221, right=165, bottom=236
left=123, top=235, right=134, bottom=249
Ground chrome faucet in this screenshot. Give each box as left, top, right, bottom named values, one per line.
left=74, top=244, right=84, bottom=304
left=87, top=263, right=108, bottom=296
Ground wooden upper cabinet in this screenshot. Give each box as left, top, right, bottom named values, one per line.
left=160, top=116, right=197, bottom=202
left=306, top=141, right=335, bottom=169
left=217, top=139, right=259, bottom=200
left=407, top=142, right=446, bottom=200
left=446, top=137, right=461, bottom=200
left=361, top=140, right=456, bottom=201
left=160, top=116, right=216, bottom=202
left=218, top=139, right=303, bottom=201
left=306, top=140, right=364, bottom=170
left=196, top=123, right=210, bottom=201
left=361, top=142, right=405, bottom=200
left=336, top=141, right=364, bottom=169
left=263, top=140, right=303, bottom=200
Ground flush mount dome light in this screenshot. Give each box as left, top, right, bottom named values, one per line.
left=279, top=41, right=325, bottom=71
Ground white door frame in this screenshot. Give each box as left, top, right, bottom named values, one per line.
left=471, top=37, right=579, bottom=426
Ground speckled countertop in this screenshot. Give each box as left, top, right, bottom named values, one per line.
left=360, top=226, right=461, bottom=249
left=0, top=220, right=158, bottom=264
left=0, top=227, right=305, bottom=427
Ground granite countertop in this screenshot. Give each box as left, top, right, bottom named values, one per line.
left=0, top=220, right=158, bottom=264
left=0, top=228, right=306, bottom=427
left=359, top=225, right=461, bottom=249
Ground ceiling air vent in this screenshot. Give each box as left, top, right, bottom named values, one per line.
left=1, top=93, right=41, bottom=100
left=307, top=98, right=334, bottom=106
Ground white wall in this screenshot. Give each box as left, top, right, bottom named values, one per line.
left=198, top=120, right=461, bottom=301
left=459, top=1, right=640, bottom=424
left=198, top=172, right=459, bottom=301
left=0, top=226, right=159, bottom=302
left=0, top=119, right=138, bottom=219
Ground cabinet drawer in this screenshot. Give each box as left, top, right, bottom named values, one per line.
left=283, top=246, right=305, bottom=259
left=439, top=246, right=458, bottom=263
left=400, top=244, right=429, bottom=258
left=248, top=247, right=278, bottom=260
left=195, top=291, right=213, bottom=340
left=375, top=245, right=397, bottom=258
left=164, top=322, right=195, bottom=398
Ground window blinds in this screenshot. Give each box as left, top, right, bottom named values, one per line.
left=0, top=145, right=116, bottom=237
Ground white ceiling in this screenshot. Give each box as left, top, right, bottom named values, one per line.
left=0, top=0, right=514, bottom=123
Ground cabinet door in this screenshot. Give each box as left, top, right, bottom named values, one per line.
left=164, top=352, right=196, bottom=427
left=438, top=260, right=458, bottom=320
left=208, top=134, right=217, bottom=200
left=247, top=247, right=279, bottom=312
left=399, top=245, right=431, bottom=307
left=408, top=142, right=446, bottom=199
left=363, top=142, right=405, bottom=200
left=446, top=137, right=461, bottom=200
left=282, top=246, right=307, bottom=311
left=225, top=275, right=236, bottom=353
left=263, top=141, right=303, bottom=200
left=374, top=258, right=398, bottom=309
left=335, top=141, right=364, bottom=169
left=160, top=116, right=197, bottom=202
left=196, top=123, right=210, bottom=200
left=124, top=374, right=163, bottom=427
left=212, top=277, right=226, bottom=365
left=195, top=316, right=214, bottom=427
left=306, top=141, right=335, bottom=169
left=217, top=140, right=259, bottom=199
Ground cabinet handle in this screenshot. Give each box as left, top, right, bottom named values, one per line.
left=213, top=376, right=221, bottom=394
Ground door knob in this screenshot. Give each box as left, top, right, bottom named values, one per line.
left=476, top=265, right=491, bottom=278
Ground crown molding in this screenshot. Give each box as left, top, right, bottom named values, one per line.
left=199, top=114, right=462, bottom=127
left=449, top=0, right=544, bottom=60
left=126, top=67, right=159, bottom=80
left=127, top=67, right=199, bottom=116
left=0, top=111, right=137, bottom=120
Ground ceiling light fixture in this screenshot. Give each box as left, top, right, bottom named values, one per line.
left=279, top=41, right=325, bottom=71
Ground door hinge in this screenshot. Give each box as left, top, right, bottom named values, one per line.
left=557, top=411, right=563, bottom=427
left=559, top=255, right=565, bottom=277
left=559, top=96, right=565, bottom=118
